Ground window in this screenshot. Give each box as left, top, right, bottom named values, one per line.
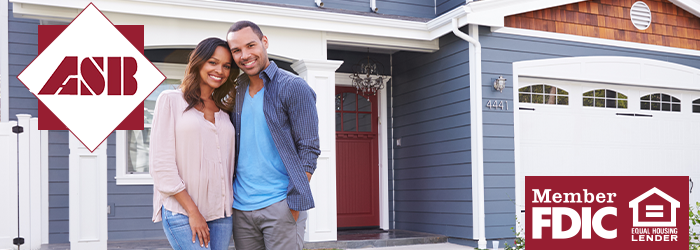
left=116, top=62, right=186, bottom=185
left=518, top=84, right=568, bottom=105
left=694, top=99, right=700, bottom=113
left=336, top=92, right=372, bottom=132
left=127, top=79, right=181, bottom=173
left=640, top=93, right=680, bottom=112
left=583, top=89, right=628, bottom=109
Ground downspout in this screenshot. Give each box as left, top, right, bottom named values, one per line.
left=452, top=17, right=487, bottom=249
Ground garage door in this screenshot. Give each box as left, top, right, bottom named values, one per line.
left=516, top=78, right=700, bottom=217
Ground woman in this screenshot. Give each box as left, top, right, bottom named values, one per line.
left=150, top=37, right=238, bottom=250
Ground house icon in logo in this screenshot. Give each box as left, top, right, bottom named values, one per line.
left=629, top=187, right=680, bottom=227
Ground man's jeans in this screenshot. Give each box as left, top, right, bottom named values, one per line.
left=232, top=199, right=308, bottom=250
left=161, top=206, right=233, bottom=250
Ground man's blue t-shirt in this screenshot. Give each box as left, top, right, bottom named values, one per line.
left=233, top=87, right=289, bottom=211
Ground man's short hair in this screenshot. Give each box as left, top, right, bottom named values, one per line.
left=228, top=20, right=264, bottom=40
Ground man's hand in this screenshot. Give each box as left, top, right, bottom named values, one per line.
left=290, top=209, right=300, bottom=222
left=289, top=173, right=312, bottom=222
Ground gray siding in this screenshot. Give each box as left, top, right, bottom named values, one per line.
left=478, top=26, right=700, bottom=239
left=245, top=0, right=436, bottom=19
left=8, top=3, right=38, bottom=119
left=391, top=30, right=472, bottom=239
left=436, top=0, right=462, bottom=16
left=47, top=132, right=163, bottom=243
left=106, top=133, right=165, bottom=240
left=48, top=131, right=69, bottom=243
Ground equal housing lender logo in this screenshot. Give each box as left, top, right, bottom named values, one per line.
left=526, top=176, right=688, bottom=249
left=17, top=3, right=165, bottom=152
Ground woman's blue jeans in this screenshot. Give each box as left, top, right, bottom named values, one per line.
left=161, top=206, right=233, bottom=250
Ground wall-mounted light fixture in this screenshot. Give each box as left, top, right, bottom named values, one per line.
left=315, top=0, right=324, bottom=7
left=493, top=76, right=506, bottom=92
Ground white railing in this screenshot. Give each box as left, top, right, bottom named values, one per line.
left=0, top=114, right=48, bottom=250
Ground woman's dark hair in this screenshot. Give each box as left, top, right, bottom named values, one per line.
left=180, top=37, right=239, bottom=113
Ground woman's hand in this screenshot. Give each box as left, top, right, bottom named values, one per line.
left=189, top=210, right=210, bottom=248
left=172, top=190, right=209, bottom=248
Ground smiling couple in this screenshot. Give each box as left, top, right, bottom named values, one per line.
left=149, top=20, right=319, bottom=250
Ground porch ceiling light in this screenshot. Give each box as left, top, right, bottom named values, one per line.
left=350, top=50, right=390, bottom=96
left=494, top=75, right=506, bottom=92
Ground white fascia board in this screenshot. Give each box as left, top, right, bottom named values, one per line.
left=465, top=0, right=587, bottom=27
left=326, top=32, right=439, bottom=53
left=495, top=27, right=700, bottom=57
left=10, top=0, right=431, bottom=40
left=426, top=5, right=469, bottom=37
left=669, top=0, right=700, bottom=18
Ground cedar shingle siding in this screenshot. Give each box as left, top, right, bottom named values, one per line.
left=505, top=0, right=700, bottom=50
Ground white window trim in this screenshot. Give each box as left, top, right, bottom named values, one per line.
left=116, top=62, right=184, bottom=185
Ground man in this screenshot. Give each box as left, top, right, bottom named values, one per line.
left=226, top=20, right=319, bottom=250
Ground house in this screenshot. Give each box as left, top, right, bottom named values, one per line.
left=1, top=0, right=700, bottom=249
left=629, top=187, right=681, bottom=227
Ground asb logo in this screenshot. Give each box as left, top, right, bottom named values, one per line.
left=17, top=3, right=165, bottom=152
left=38, top=56, right=138, bottom=96
left=526, top=176, right=688, bottom=250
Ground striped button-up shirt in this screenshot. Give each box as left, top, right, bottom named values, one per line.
left=231, top=61, right=320, bottom=211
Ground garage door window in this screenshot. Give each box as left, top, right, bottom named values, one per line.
left=518, top=84, right=568, bottom=105
left=583, top=89, right=628, bottom=109
left=641, top=93, right=680, bottom=112
left=694, top=99, right=700, bottom=113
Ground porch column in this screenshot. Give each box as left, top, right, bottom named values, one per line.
left=69, top=134, right=108, bottom=250
left=291, top=59, right=343, bottom=242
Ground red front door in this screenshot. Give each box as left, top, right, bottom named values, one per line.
left=335, top=87, right=379, bottom=228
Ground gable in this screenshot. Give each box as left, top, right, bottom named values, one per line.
left=504, top=0, right=700, bottom=50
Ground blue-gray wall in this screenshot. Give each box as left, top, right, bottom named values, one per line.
left=8, top=3, right=37, bottom=118
left=390, top=30, right=473, bottom=240
left=247, top=0, right=436, bottom=19
left=436, top=0, right=463, bottom=16
left=47, top=130, right=69, bottom=243
left=477, top=25, right=700, bottom=240
left=106, top=134, right=165, bottom=240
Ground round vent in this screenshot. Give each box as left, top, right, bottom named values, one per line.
left=630, top=1, right=652, bottom=30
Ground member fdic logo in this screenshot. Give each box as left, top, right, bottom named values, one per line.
left=526, top=176, right=689, bottom=249
left=17, top=3, right=165, bottom=152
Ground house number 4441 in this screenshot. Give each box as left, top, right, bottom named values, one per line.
left=486, top=100, right=508, bottom=110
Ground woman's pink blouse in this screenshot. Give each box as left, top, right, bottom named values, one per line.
left=150, top=89, right=235, bottom=222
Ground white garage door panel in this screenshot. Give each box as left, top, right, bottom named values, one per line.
left=517, top=79, right=700, bottom=217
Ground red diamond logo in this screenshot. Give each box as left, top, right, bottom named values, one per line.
left=17, top=3, right=165, bottom=152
